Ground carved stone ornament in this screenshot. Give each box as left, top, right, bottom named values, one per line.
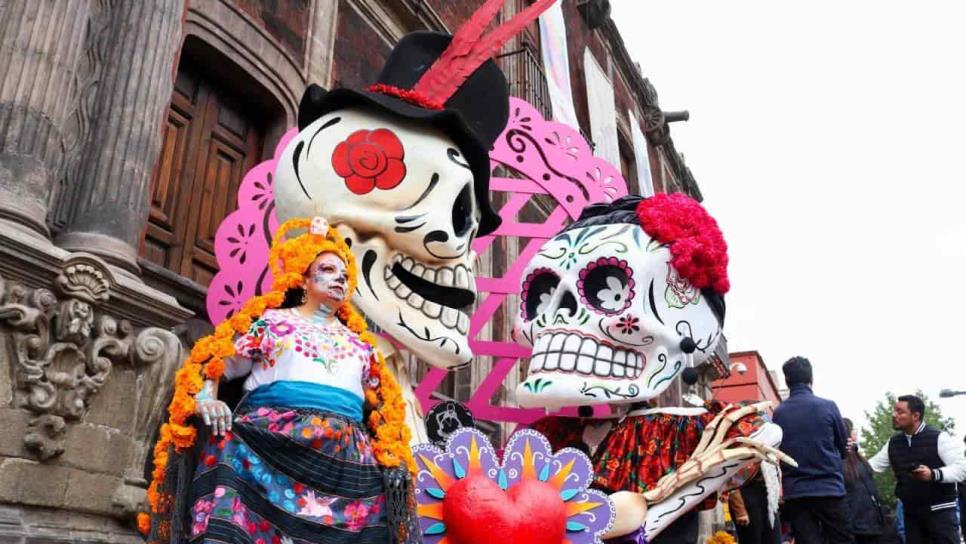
left=0, top=256, right=136, bottom=460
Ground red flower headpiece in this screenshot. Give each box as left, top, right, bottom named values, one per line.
left=636, top=193, right=730, bottom=294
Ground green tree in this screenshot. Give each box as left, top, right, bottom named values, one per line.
left=859, top=391, right=956, bottom=508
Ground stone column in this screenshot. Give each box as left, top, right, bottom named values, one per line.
left=0, top=1, right=91, bottom=238
left=55, top=0, right=184, bottom=274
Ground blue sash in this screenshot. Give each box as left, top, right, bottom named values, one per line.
left=242, top=381, right=364, bottom=422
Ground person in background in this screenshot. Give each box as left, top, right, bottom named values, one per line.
left=842, top=418, right=885, bottom=543
left=868, top=395, right=966, bottom=544
left=956, top=436, right=966, bottom=539
left=960, top=435, right=966, bottom=539
left=772, top=356, right=854, bottom=543
left=895, top=499, right=906, bottom=544
left=728, top=467, right=782, bottom=544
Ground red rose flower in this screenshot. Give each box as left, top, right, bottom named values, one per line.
left=331, top=129, right=407, bottom=195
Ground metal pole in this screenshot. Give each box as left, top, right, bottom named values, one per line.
left=938, top=388, right=966, bottom=398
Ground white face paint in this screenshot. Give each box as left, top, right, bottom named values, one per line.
left=274, top=107, right=479, bottom=367
left=512, top=223, right=722, bottom=408
left=306, top=252, right=348, bottom=307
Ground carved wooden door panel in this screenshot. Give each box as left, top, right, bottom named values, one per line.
left=142, top=64, right=263, bottom=287
left=142, top=69, right=199, bottom=269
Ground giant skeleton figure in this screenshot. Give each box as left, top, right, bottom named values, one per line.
left=513, top=194, right=794, bottom=542
left=273, top=0, right=556, bottom=443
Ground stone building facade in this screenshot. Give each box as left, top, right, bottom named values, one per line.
left=0, top=1, right=718, bottom=541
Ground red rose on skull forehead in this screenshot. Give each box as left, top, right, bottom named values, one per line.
left=331, top=128, right=407, bottom=195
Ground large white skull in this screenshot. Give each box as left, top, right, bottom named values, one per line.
left=513, top=221, right=723, bottom=408
left=274, top=107, right=480, bottom=367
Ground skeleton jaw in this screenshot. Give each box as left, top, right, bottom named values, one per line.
left=527, top=330, right=645, bottom=380
left=383, top=254, right=474, bottom=335
left=347, top=230, right=474, bottom=368
left=517, top=329, right=653, bottom=409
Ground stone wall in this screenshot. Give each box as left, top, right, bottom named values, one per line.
left=230, top=0, right=312, bottom=60
left=0, top=251, right=184, bottom=542
left=0, top=1, right=189, bottom=541
left=331, top=0, right=392, bottom=89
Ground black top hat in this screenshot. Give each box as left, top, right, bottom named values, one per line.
left=297, top=0, right=556, bottom=237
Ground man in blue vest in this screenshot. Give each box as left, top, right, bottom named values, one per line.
left=868, top=395, right=966, bottom=544
left=773, top=356, right=854, bottom=543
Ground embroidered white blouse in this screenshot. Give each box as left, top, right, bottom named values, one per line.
left=223, top=308, right=373, bottom=400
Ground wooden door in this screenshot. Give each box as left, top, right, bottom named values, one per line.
left=142, top=64, right=264, bottom=287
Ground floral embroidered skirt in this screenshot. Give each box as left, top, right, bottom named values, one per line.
left=188, top=406, right=389, bottom=544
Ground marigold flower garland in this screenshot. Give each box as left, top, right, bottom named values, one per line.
left=705, top=531, right=737, bottom=544
left=139, top=217, right=416, bottom=537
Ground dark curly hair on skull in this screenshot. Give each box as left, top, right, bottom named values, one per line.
left=562, top=194, right=726, bottom=325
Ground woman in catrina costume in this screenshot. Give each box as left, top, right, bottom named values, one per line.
left=140, top=216, right=418, bottom=544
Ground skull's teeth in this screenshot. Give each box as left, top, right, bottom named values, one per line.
left=530, top=332, right=644, bottom=379
left=455, top=266, right=469, bottom=289
left=384, top=263, right=472, bottom=334
left=423, top=301, right=442, bottom=319
left=441, top=307, right=459, bottom=329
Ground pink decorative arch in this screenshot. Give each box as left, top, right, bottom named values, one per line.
left=414, top=97, right=628, bottom=424
left=206, top=98, right=628, bottom=425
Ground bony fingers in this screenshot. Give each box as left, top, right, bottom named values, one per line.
left=778, top=453, right=798, bottom=467
left=201, top=404, right=212, bottom=426
left=745, top=401, right=772, bottom=413
left=735, top=437, right=797, bottom=467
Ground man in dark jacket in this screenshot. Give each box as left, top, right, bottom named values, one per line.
left=868, top=395, right=966, bottom=544
left=773, top=356, right=854, bottom=543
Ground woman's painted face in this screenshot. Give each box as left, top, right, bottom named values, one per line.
left=305, top=252, right=348, bottom=306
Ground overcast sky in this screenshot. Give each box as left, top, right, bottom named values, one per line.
left=611, top=1, right=966, bottom=439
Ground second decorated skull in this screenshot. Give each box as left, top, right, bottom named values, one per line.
left=513, top=195, right=729, bottom=408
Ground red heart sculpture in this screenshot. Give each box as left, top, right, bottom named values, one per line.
left=442, top=472, right=567, bottom=544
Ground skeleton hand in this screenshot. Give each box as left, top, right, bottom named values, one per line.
left=194, top=380, right=232, bottom=436
left=642, top=402, right=796, bottom=504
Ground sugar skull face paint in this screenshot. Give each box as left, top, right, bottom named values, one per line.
left=306, top=252, right=349, bottom=307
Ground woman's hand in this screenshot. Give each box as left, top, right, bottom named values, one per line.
left=195, top=380, right=232, bottom=436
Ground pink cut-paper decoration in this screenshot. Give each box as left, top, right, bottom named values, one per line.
left=415, top=97, right=628, bottom=424
left=205, top=98, right=628, bottom=426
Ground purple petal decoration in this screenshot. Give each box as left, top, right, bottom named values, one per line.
left=413, top=427, right=615, bottom=544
